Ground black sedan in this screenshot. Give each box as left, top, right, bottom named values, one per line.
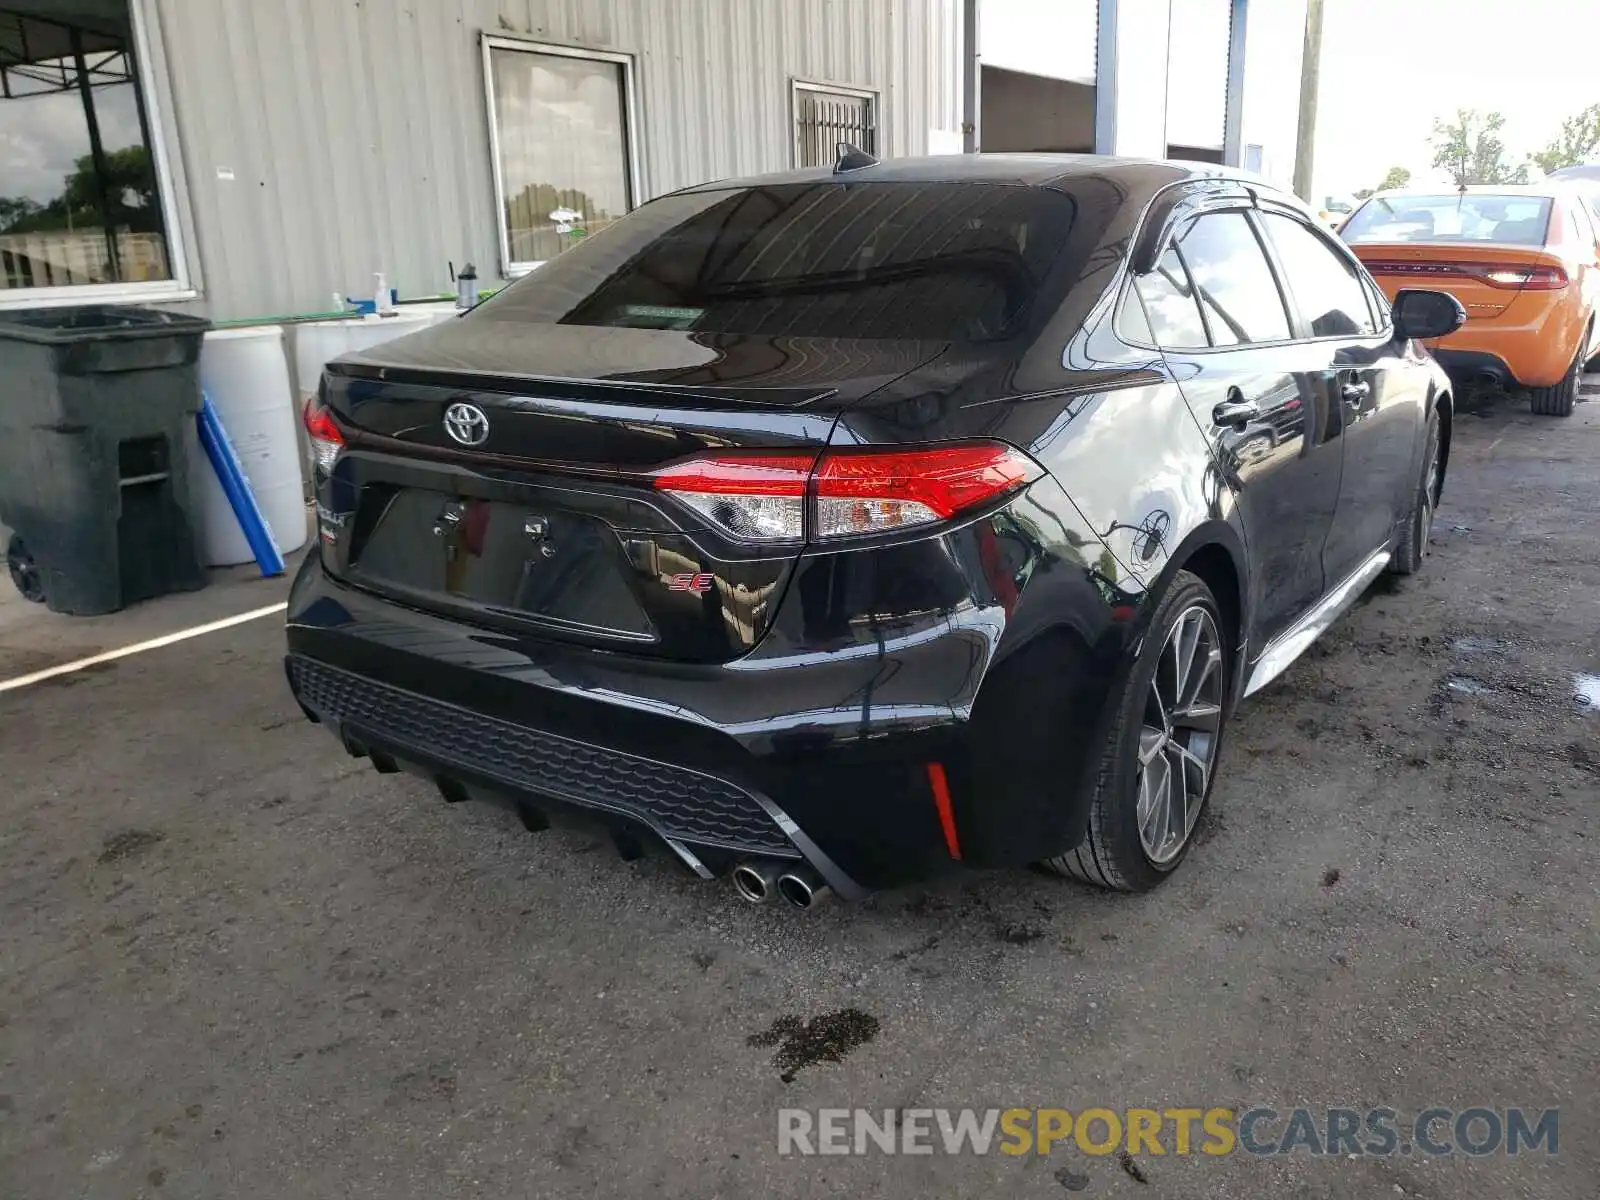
left=286, top=153, right=1464, bottom=906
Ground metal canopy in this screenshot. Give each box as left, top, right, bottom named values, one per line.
left=1, top=3, right=129, bottom=97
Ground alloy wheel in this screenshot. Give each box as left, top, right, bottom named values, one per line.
left=1136, top=605, right=1223, bottom=865
left=1419, top=423, right=1440, bottom=551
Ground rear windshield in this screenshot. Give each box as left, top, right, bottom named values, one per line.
left=472, top=182, right=1080, bottom=342
left=1340, top=194, right=1552, bottom=246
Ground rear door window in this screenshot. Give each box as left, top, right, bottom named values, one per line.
left=1259, top=213, right=1378, bottom=338
left=1172, top=212, right=1293, bottom=346
left=1132, top=244, right=1209, bottom=348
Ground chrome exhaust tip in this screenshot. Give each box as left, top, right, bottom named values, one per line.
left=731, top=861, right=778, bottom=903
left=776, top=868, right=831, bottom=910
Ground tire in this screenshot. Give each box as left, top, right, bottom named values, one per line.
left=1529, top=344, right=1581, bottom=417
left=1387, top=405, right=1441, bottom=577
left=1043, top=570, right=1229, bottom=892
left=6, top=534, right=46, bottom=604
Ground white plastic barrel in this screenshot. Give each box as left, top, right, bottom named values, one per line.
left=291, top=305, right=461, bottom=405
left=195, top=325, right=309, bottom=566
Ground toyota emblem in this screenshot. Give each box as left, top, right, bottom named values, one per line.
left=443, top=402, right=490, bottom=446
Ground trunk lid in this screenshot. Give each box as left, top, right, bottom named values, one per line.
left=1351, top=242, right=1568, bottom=321
left=315, top=318, right=946, bottom=663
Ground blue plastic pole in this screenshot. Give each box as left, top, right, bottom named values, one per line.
left=196, top=390, right=286, bottom=578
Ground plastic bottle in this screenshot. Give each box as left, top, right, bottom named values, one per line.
left=456, top=263, right=479, bottom=310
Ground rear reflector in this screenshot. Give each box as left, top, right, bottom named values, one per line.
left=651, top=442, right=1039, bottom=543
left=926, top=762, right=962, bottom=861
left=1362, top=259, right=1569, bottom=290
left=302, top=395, right=345, bottom=472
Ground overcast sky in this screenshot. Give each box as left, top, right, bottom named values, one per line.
left=0, top=83, right=144, bottom=205
left=1315, top=0, right=1600, bottom=196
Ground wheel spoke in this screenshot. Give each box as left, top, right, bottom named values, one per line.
left=1138, top=726, right=1166, bottom=765
left=1140, top=754, right=1173, bottom=853
left=1163, top=745, right=1191, bottom=842
left=1172, top=699, right=1223, bottom=733
left=1146, top=675, right=1169, bottom=733
left=1173, top=611, right=1202, bottom=708
left=1177, top=645, right=1221, bottom=713
left=1170, top=739, right=1210, bottom=801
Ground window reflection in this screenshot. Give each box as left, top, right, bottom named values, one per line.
left=0, top=1, right=171, bottom=291
left=489, top=45, right=633, bottom=267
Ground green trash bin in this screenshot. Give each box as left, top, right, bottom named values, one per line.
left=0, top=305, right=212, bottom=616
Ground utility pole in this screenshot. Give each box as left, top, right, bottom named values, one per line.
left=1292, top=0, right=1324, bottom=203
left=962, top=0, right=980, bottom=153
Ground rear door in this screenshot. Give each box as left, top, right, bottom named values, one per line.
left=1255, top=208, right=1422, bottom=584
left=1131, top=205, right=1343, bottom=644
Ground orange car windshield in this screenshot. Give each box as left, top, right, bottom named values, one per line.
left=1342, top=195, right=1552, bottom=247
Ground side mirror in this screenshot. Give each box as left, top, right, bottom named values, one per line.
left=1392, top=288, right=1467, bottom=341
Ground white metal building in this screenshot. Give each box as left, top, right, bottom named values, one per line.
left=1, top=0, right=1305, bottom=324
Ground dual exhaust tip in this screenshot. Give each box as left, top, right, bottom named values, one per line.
left=731, top=860, right=830, bottom=910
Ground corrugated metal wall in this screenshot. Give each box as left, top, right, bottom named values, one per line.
left=147, top=0, right=962, bottom=321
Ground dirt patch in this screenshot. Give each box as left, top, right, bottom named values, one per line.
left=747, top=1009, right=880, bottom=1082
left=97, top=829, right=164, bottom=865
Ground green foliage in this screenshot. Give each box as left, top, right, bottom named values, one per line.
left=1377, top=165, right=1411, bottom=192
left=1430, top=110, right=1528, bottom=187
left=1530, top=103, right=1600, bottom=175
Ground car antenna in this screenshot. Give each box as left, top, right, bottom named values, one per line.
left=834, top=141, right=879, bottom=174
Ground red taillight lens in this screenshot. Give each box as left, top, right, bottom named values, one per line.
left=815, top=444, right=1037, bottom=537
left=651, top=442, right=1039, bottom=543
left=1502, top=264, right=1568, bottom=290
left=302, top=395, right=345, bottom=472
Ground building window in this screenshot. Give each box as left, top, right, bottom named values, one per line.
left=792, top=81, right=878, bottom=168
left=482, top=36, right=640, bottom=275
left=0, top=0, right=186, bottom=304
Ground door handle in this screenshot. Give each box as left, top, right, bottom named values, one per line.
left=1341, top=379, right=1371, bottom=407
left=1212, top=396, right=1260, bottom=427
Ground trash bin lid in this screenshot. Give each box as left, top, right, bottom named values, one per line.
left=0, top=305, right=211, bottom=345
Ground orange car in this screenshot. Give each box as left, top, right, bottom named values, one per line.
left=1340, top=184, right=1600, bottom=415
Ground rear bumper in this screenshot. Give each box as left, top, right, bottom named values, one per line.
left=1424, top=295, right=1586, bottom=388
left=284, top=489, right=1134, bottom=892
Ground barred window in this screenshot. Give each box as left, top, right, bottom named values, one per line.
left=792, top=81, right=877, bottom=169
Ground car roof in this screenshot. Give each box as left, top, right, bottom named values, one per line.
left=1364, top=183, right=1575, bottom=201
left=1549, top=164, right=1600, bottom=181
left=676, top=153, right=1278, bottom=196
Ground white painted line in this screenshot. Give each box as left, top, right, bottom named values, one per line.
left=0, top=601, right=288, bottom=695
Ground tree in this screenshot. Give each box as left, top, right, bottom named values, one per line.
left=1352, top=188, right=1373, bottom=201
left=1431, top=110, right=1528, bottom=187
left=1531, top=103, right=1600, bottom=175
left=0, top=196, right=42, bottom=233
left=1377, top=165, right=1412, bottom=192
left=62, top=146, right=159, bottom=229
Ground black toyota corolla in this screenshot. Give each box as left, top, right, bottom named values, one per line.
left=286, top=153, right=1466, bottom=906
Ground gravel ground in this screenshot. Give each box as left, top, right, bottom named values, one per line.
left=1, top=384, right=1597, bottom=1199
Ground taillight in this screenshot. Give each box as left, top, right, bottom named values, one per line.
left=651, top=441, right=1040, bottom=543
left=1362, top=259, right=1568, bottom=290
left=649, top=453, right=813, bottom=540
left=1489, top=264, right=1568, bottom=290
left=302, top=394, right=345, bottom=472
